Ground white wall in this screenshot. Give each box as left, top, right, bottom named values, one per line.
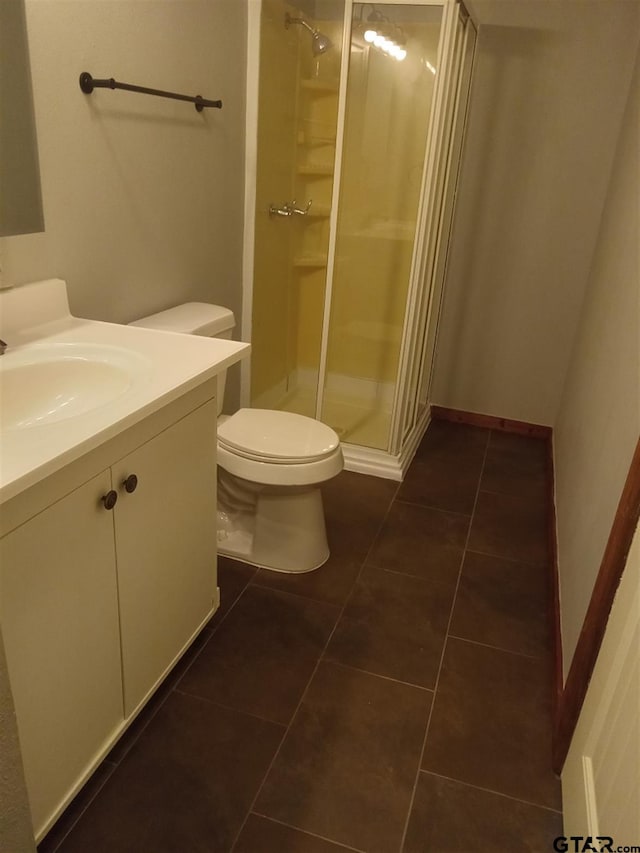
left=0, top=0, right=247, bottom=405
left=553, top=48, right=640, bottom=675
left=562, top=522, right=640, bottom=843
left=431, top=1, right=639, bottom=426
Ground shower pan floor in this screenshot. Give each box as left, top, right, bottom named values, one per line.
left=277, top=385, right=392, bottom=450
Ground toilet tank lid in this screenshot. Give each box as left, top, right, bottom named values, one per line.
left=129, top=302, right=235, bottom=337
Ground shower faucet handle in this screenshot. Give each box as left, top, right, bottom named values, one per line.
left=268, top=199, right=313, bottom=217
left=290, top=199, right=313, bottom=216
left=269, top=202, right=293, bottom=217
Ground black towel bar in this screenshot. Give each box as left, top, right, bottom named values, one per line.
left=79, top=71, right=222, bottom=111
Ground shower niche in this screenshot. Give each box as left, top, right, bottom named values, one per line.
left=245, top=0, right=476, bottom=479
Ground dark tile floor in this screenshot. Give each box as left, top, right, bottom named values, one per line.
left=39, top=421, right=563, bottom=853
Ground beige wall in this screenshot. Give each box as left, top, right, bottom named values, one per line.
left=553, top=49, right=639, bottom=676
left=431, top=1, right=639, bottom=426
left=0, top=0, right=246, bottom=407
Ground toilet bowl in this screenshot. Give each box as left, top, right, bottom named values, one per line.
left=130, top=303, right=343, bottom=572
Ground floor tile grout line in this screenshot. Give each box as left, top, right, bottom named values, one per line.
left=249, top=811, right=367, bottom=852
left=476, top=486, right=549, bottom=503
left=228, top=483, right=401, bottom=853
left=464, top=545, right=548, bottom=569
left=172, top=687, right=289, bottom=729
left=41, top=624, right=224, bottom=849
left=210, top=568, right=261, bottom=635
left=39, top=762, right=119, bottom=853
left=398, top=430, right=491, bottom=853
left=361, top=560, right=465, bottom=589
left=164, top=569, right=261, bottom=699
left=319, top=658, right=435, bottom=693
left=419, top=769, right=564, bottom=815
left=101, top=574, right=259, bottom=767
left=249, top=576, right=345, bottom=607
left=226, top=602, right=357, bottom=853
left=392, top=496, right=474, bottom=518
left=446, top=633, right=545, bottom=661
left=237, top=577, right=343, bottom=613
left=317, top=479, right=406, bottom=661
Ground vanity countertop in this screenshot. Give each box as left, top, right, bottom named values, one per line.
left=0, top=279, right=249, bottom=504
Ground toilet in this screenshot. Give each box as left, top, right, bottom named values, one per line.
left=130, top=303, right=343, bottom=572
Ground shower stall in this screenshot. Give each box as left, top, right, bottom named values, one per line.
left=243, top=0, right=476, bottom=479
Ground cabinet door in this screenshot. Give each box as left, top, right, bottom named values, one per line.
left=0, top=471, right=123, bottom=837
left=113, top=398, right=217, bottom=716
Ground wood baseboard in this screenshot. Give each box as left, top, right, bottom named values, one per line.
left=552, top=437, right=640, bottom=773
left=430, top=405, right=552, bottom=439
left=546, top=438, right=564, bottom=723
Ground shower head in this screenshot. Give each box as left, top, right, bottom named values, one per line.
left=311, top=29, right=333, bottom=56
left=285, top=12, right=333, bottom=56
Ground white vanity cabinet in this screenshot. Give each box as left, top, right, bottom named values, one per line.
left=0, top=471, right=124, bottom=836
left=0, top=386, right=218, bottom=840
left=113, top=396, right=217, bottom=715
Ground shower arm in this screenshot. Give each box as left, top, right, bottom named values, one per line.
left=285, top=13, right=318, bottom=37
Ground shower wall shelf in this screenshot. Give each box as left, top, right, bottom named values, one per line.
left=297, top=163, right=334, bottom=175
left=298, top=136, right=337, bottom=146
left=78, top=72, right=222, bottom=112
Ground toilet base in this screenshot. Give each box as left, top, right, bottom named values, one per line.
left=217, top=471, right=330, bottom=573
left=217, top=541, right=328, bottom=574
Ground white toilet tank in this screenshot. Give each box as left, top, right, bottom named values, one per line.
left=129, top=303, right=235, bottom=413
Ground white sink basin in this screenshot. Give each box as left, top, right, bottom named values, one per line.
left=0, top=343, right=150, bottom=430
left=0, top=277, right=251, bottom=504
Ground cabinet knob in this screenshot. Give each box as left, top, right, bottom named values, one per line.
left=122, top=474, right=138, bottom=494
left=101, top=490, right=118, bottom=510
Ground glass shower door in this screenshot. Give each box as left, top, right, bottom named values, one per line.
left=250, top=0, right=345, bottom=417
left=319, top=3, right=444, bottom=449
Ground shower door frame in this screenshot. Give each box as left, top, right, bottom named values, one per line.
left=242, top=0, right=477, bottom=479
left=240, top=0, right=262, bottom=412
left=389, top=0, right=477, bottom=458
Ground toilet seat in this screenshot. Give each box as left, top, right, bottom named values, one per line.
left=217, top=410, right=343, bottom=487
left=218, top=409, right=340, bottom=464
left=217, top=443, right=343, bottom=486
